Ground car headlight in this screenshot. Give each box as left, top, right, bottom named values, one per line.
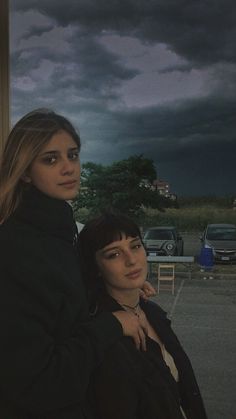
left=165, top=242, right=174, bottom=251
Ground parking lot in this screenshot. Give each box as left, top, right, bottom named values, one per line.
left=150, top=276, right=236, bottom=419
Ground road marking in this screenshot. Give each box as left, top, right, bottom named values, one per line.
left=169, top=279, right=185, bottom=319
left=174, top=325, right=236, bottom=332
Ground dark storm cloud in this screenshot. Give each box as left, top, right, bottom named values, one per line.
left=22, top=24, right=54, bottom=40
left=11, top=47, right=65, bottom=76
left=11, top=26, right=139, bottom=121
left=10, top=0, right=236, bottom=195
left=70, top=30, right=139, bottom=89
left=99, top=95, right=236, bottom=154
left=79, top=94, right=236, bottom=195
left=12, top=0, right=236, bottom=66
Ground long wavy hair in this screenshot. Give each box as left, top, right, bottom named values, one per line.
left=0, top=108, right=80, bottom=223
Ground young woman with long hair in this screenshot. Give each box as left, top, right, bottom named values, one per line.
left=0, top=109, right=148, bottom=419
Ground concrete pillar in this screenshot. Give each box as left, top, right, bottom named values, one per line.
left=0, top=0, right=10, bottom=155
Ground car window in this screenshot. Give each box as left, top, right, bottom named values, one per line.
left=207, top=227, right=236, bottom=240
left=144, top=230, right=174, bottom=240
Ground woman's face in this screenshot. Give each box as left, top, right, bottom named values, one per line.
left=95, top=234, right=148, bottom=293
left=25, top=130, right=80, bottom=200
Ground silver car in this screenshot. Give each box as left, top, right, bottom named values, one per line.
left=200, top=223, right=236, bottom=263
left=143, top=226, right=184, bottom=256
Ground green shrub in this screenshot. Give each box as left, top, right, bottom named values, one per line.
left=141, top=207, right=236, bottom=232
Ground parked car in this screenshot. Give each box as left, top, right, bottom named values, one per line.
left=143, top=226, right=184, bottom=256
left=200, top=223, right=236, bottom=263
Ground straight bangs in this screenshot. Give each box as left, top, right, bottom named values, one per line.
left=92, top=217, right=141, bottom=253
left=78, top=212, right=142, bottom=305
left=79, top=212, right=142, bottom=259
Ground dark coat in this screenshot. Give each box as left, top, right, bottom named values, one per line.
left=0, top=187, right=122, bottom=419
left=89, top=295, right=208, bottom=419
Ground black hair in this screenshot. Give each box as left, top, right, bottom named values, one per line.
left=78, top=211, right=142, bottom=306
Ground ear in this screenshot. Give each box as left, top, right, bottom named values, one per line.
left=21, top=173, right=31, bottom=183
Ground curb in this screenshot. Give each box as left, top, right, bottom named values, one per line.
left=176, top=272, right=236, bottom=280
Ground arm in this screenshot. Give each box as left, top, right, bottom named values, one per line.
left=92, top=343, right=139, bottom=419
left=0, top=245, right=122, bottom=412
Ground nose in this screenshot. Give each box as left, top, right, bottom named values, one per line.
left=124, top=250, right=137, bottom=266
left=60, top=158, right=75, bottom=175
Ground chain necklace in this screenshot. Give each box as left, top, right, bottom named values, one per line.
left=120, top=301, right=141, bottom=317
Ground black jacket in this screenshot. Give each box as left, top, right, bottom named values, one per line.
left=0, top=187, right=122, bottom=419
left=89, top=294, right=208, bottom=419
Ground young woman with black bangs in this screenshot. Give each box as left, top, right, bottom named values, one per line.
left=79, top=212, right=208, bottom=419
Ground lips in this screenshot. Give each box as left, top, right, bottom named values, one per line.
left=59, top=180, right=77, bottom=186
left=125, top=269, right=142, bottom=279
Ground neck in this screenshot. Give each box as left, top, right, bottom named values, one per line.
left=106, top=287, right=140, bottom=308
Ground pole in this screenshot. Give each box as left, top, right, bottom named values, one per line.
left=0, top=0, right=10, bottom=155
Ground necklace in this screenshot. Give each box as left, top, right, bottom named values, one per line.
left=120, top=301, right=140, bottom=317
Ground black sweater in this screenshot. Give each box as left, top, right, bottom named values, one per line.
left=0, top=187, right=122, bottom=419
left=89, top=294, right=208, bottom=419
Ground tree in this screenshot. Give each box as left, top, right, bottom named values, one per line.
left=73, top=155, right=171, bottom=220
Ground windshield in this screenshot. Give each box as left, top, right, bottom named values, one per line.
left=144, top=230, right=174, bottom=240
left=206, top=227, right=236, bottom=241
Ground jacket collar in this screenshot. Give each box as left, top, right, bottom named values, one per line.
left=96, top=292, right=171, bottom=343
left=14, top=186, right=78, bottom=244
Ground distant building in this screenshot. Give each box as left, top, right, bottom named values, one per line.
left=152, top=179, right=177, bottom=201
left=152, top=179, right=170, bottom=197
left=139, top=178, right=177, bottom=202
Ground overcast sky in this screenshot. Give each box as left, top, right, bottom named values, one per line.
left=10, top=0, right=236, bottom=196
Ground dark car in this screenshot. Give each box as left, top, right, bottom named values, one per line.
left=143, top=226, right=184, bottom=256
left=200, top=223, right=236, bottom=263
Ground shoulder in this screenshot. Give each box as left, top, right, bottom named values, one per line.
left=140, top=299, right=174, bottom=339
left=0, top=219, right=21, bottom=252
left=0, top=217, right=40, bottom=255
left=0, top=217, right=56, bottom=284
left=141, top=299, right=169, bottom=321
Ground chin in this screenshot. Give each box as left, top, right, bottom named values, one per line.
left=66, top=192, right=79, bottom=200
left=62, top=189, right=79, bottom=200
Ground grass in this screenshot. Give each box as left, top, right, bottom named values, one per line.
left=141, top=206, right=236, bottom=232
left=74, top=204, right=236, bottom=233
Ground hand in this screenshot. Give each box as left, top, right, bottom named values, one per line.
left=112, top=310, right=147, bottom=351
left=140, top=280, right=156, bottom=301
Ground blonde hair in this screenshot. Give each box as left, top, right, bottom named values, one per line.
left=0, top=109, right=80, bottom=223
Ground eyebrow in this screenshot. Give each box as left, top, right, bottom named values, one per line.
left=39, top=146, right=79, bottom=157
left=101, top=236, right=140, bottom=254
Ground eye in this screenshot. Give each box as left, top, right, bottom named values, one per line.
left=133, top=244, right=142, bottom=249
left=131, top=240, right=143, bottom=250
left=68, top=149, right=80, bottom=161
left=105, top=251, right=120, bottom=259
left=41, top=155, right=57, bottom=165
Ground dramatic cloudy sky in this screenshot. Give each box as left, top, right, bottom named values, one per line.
left=10, top=0, right=236, bottom=196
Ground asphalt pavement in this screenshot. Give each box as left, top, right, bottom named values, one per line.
left=150, top=276, right=236, bottom=419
